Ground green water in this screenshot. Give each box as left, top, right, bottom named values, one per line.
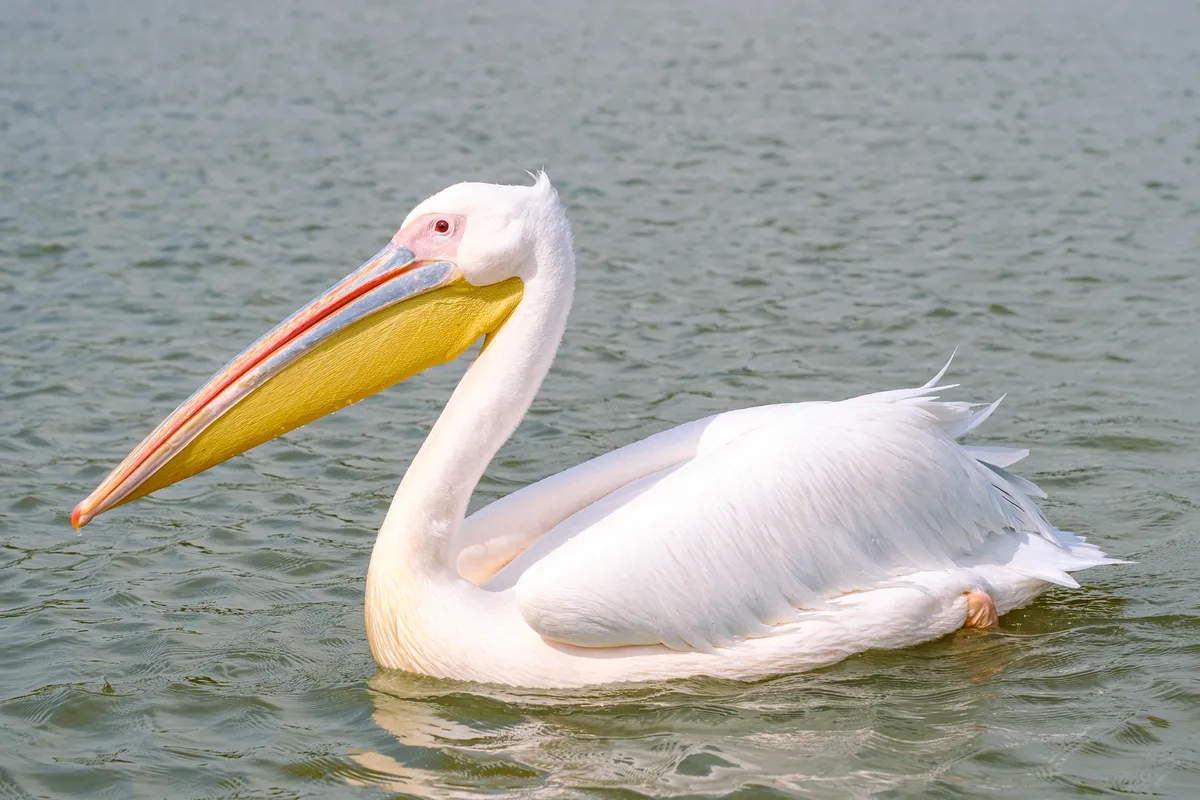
left=3, top=0, right=1198, bottom=796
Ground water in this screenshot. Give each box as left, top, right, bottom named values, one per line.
left=2, top=0, right=1198, bottom=796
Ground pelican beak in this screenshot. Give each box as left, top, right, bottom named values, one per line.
left=72, top=242, right=523, bottom=529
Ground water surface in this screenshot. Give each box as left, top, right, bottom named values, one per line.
left=2, top=0, right=1199, bottom=796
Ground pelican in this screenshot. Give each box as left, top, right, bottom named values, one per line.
left=73, top=174, right=1121, bottom=687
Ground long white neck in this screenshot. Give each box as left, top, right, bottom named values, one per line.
left=373, top=231, right=575, bottom=576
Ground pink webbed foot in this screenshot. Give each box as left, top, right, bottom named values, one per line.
left=962, top=589, right=999, bottom=629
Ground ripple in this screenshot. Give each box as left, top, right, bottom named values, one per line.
left=1066, top=434, right=1181, bottom=453
left=3, top=0, right=1200, bottom=796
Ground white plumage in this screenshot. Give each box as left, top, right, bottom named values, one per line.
left=76, top=173, right=1123, bottom=687
left=362, top=177, right=1121, bottom=686
left=506, top=386, right=1078, bottom=650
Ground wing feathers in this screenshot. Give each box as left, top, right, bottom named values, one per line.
left=463, top=404, right=805, bottom=584
left=963, top=445, right=1029, bottom=469
left=514, top=380, right=1087, bottom=652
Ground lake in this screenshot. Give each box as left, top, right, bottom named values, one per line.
left=2, top=0, right=1198, bottom=796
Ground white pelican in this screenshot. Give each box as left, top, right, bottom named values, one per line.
left=73, top=173, right=1122, bottom=687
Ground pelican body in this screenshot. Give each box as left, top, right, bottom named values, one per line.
left=74, top=175, right=1121, bottom=687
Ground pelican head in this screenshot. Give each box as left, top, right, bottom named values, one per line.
left=73, top=173, right=569, bottom=529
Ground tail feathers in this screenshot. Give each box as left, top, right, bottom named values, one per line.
left=889, top=355, right=1126, bottom=576
left=967, top=528, right=1130, bottom=588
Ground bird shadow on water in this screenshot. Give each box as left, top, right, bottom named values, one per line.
left=330, top=615, right=1087, bottom=799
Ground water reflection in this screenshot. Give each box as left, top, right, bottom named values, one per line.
left=4, top=0, right=1193, bottom=793
left=350, top=628, right=1036, bottom=797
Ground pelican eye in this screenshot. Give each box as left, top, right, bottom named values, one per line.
left=434, top=219, right=451, bottom=234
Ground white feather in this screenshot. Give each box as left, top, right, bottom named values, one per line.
left=79, top=175, right=1125, bottom=687
left=354, top=177, right=1124, bottom=687
left=499, top=385, right=1104, bottom=652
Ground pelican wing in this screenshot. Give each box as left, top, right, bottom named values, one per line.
left=456, top=404, right=805, bottom=583
left=509, top=384, right=1075, bottom=651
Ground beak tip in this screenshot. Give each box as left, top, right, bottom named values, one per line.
left=70, top=503, right=87, bottom=530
